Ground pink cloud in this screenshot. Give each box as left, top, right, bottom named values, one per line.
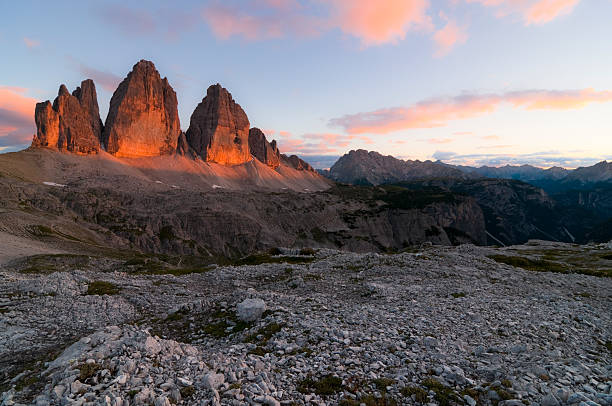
left=276, top=131, right=370, bottom=154
left=0, top=87, right=36, bottom=146
left=466, top=0, right=581, bottom=24
left=202, top=0, right=432, bottom=46
left=23, top=37, right=40, bottom=48
left=482, top=134, right=501, bottom=140
left=330, top=88, right=612, bottom=135
left=425, top=138, right=454, bottom=144
left=433, top=19, right=467, bottom=57
left=78, top=64, right=122, bottom=93
left=330, top=0, right=433, bottom=45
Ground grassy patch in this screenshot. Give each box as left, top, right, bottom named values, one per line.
left=244, top=322, right=283, bottom=345
left=297, top=375, right=343, bottom=396
left=401, top=386, right=428, bottom=403
left=421, top=378, right=460, bottom=406
left=180, top=386, right=195, bottom=398
left=233, top=253, right=314, bottom=266
left=78, top=363, right=102, bottom=381
left=359, top=395, right=398, bottom=406
left=488, top=255, right=568, bottom=273
left=451, top=292, right=466, bottom=298
left=372, top=378, right=396, bottom=393
left=86, top=281, right=121, bottom=295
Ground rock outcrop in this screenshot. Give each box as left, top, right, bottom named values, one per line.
left=103, top=60, right=180, bottom=157
left=281, top=154, right=315, bottom=172
left=185, top=84, right=251, bottom=165
left=72, top=79, right=103, bottom=142
left=33, top=82, right=101, bottom=154
left=249, top=128, right=280, bottom=169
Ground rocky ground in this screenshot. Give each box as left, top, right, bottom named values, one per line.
left=0, top=241, right=611, bottom=406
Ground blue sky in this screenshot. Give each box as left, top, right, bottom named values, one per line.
left=1, top=0, right=611, bottom=168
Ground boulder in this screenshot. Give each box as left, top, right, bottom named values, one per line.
left=236, top=298, right=266, bottom=322
left=103, top=60, right=180, bottom=157
left=33, top=83, right=102, bottom=154
left=249, top=128, right=280, bottom=169
left=185, top=84, right=251, bottom=165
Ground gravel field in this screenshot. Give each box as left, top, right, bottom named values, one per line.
left=1, top=243, right=611, bottom=406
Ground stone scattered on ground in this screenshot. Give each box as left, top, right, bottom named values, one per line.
left=1, top=243, right=611, bottom=405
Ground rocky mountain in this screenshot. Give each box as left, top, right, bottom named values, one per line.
left=32, top=81, right=102, bottom=154
left=186, top=84, right=251, bottom=165
left=281, top=154, right=315, bottom=172
left=103, top=60, right=180, bottom=157
left=248, top=128, right=280, bottom=169
left=329, top=149, right=468, bottom=185
left=451, top=161, right=611, bottom=193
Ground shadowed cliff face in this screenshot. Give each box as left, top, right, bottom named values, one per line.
left=33, top=82, right=101, bottom=154
left=186, top=84, right=251, bottom=165
left=103, top=60, right=180, bottom=158
left=249, top=128, right=280, bottom=169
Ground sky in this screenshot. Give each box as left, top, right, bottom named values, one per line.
left=1, top=0, right=611, bottom=169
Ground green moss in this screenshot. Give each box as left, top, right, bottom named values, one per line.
left=339, top=399, right=361, bottom=406
left=421, top=378, right=460, bottom=406
left=297, top=375, right=343, bottom=396
left=501, top=379, right=512, bottom=388
left=15, top=374, right=39, bottom=391
left=401, top=386, right=428, bottom=403
left=359, top=395, right=398, bottom=406
left=233, top=254, right=314, bottom=266
left=605, top=341, right=612, bottom=353
left=372, top=378, right=396, bottom=393
left=488, top=255, right=568, bottom=273
left=180, top=386, right=195, bottom=397
left=86, top=281, right=121, bottom=295
left=244, top=322, right=283, bottom=345
left=451, top=292, right=466, bottom=298
left=78, top=363, right=102, bottom=381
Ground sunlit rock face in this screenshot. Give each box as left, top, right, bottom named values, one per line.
left=249, top=128, right=280, bottom=169
left=33, top=82, right=101, bottom=154
left=185, top=84, right=251, bottom=165
left=103, top=60, right=180, bottom=157
left=72, top=79, right=103, bottom=142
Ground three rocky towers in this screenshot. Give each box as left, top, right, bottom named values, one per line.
left=32, top=60, right=313, bottom=171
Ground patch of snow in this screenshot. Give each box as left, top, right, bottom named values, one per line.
left=155, top=181, right=163, bottom=184
left=43, top=182, right=66, bottom=188
left=212, top=184, right=224, bottom=189
left=171, top=185, right=180, bottom=189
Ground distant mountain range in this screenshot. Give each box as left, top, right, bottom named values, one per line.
left=320, top=149, right=611, bottom=193
left=318, top=150, right=612, bottom=244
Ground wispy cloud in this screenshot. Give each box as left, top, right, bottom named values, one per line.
left=466, top=0, right=581, bottom=25
left=432, top=149, right=608, bottom=168
left=433, top=16, right=467, bottom=57
left=95, top=4, right=198, bottom=40
left=329, top=88, right=612, bottom=135
left=23, top=37, right=40, bottom=48
left=277, top=132, right=372, bottom=155
left=77, top=63, right=122, bottom=93
left=202, top=0, right=432, bottom=46
left=0, top=86, right=36, bottom=147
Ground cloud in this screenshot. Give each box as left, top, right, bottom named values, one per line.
left=98, top=5, right=155, bottom=35
left=202, top=0, right=432, bottom=46
left=96, top=4, right=198, bottom=40
left=277, top=131, right=372, bottom=155
left=466, top=0, right=581, bottom=24
left=77, top=64, right=122, bottom=93
left=424, top=138, right=453, bottom=144
left=0, top=87, right=36, bottom=147
left=433, top=19, right=467, bottom=57
left=329, top=88, right=612, bottom=135
left=482, top=134, right=500, bottom=140
left=329, top=0, right=433, bottom=45
left=432, top=149, right=608, bottom=168
left=23, top=37, right=40, bottom=48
